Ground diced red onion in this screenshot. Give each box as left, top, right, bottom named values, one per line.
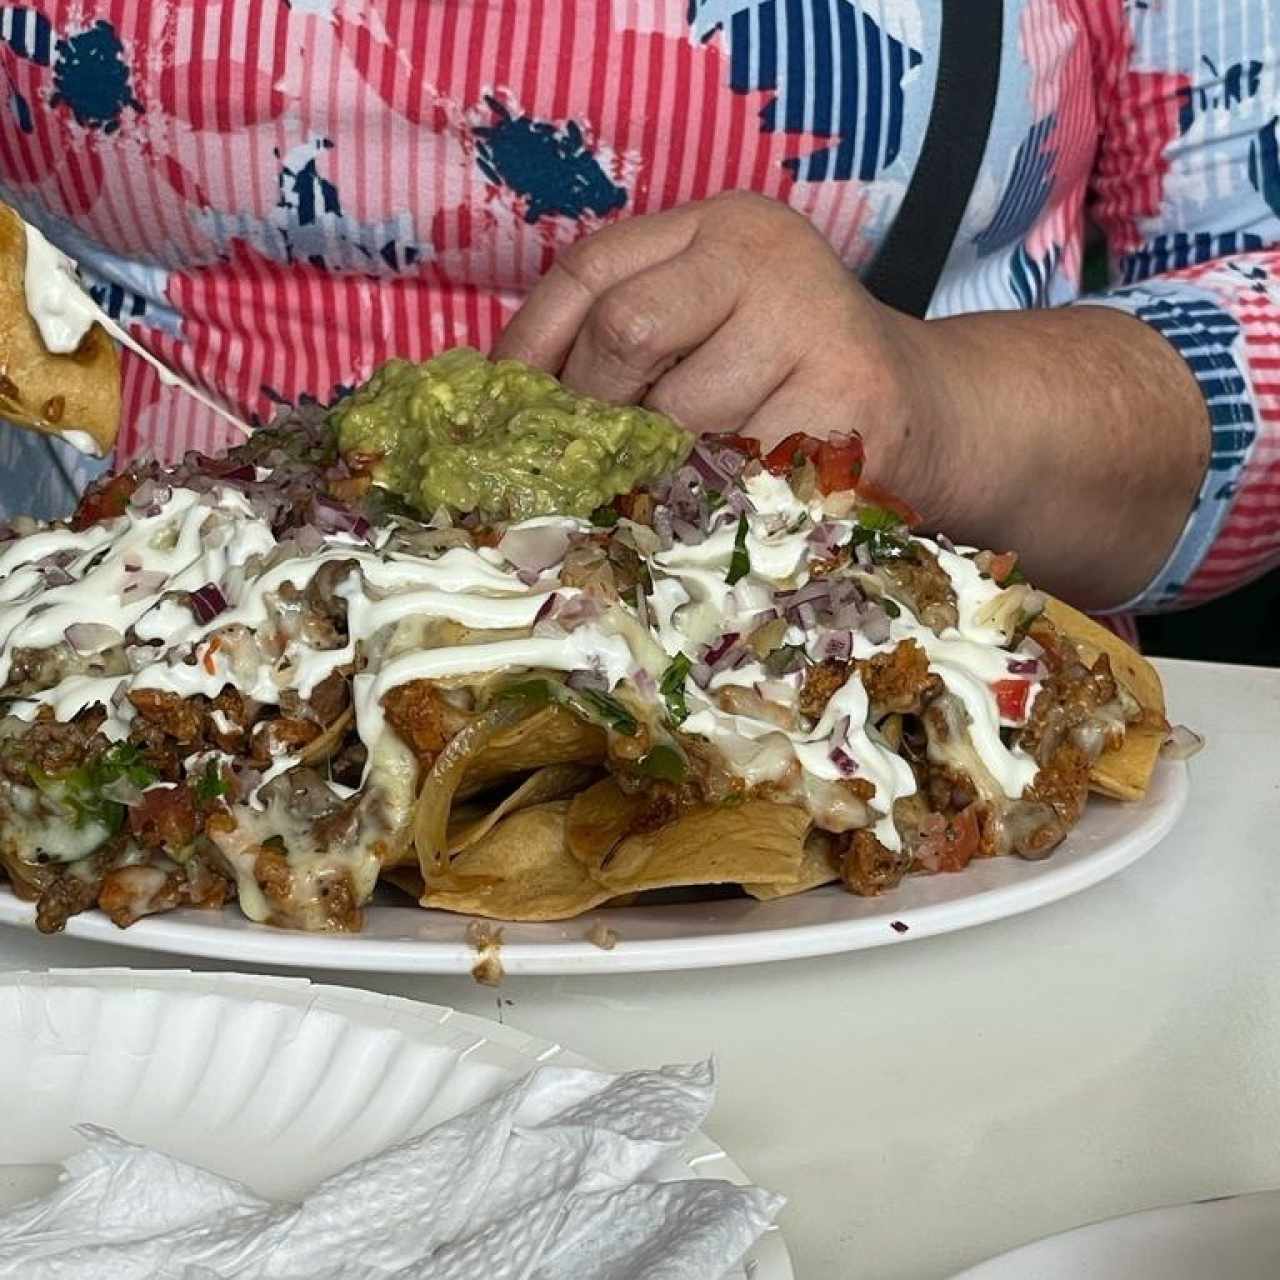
left=797, top=602, right=818, bottom=631
left=724, top=487, right=756, bottom=516
left=703, top=632, right=740, bottom=668
left=40, top=566, right=74, bottom=588
left=936, top=533, right=957, bottom=554
left=634, top=587, right=650, bottom=628
left=499, top=524, right=571, bottom=576
left=64, top=622, right=123, bottom=653
left=862, top=604, right=891, bottom=645
left=716, top=447, right=747, bottom=478
left=1006, top=657, right=1042, bottom=676
left=777, top=580, right=832, bottom=611
left=632, top=667, right=656, bottom=698
left=669, top=517, right=705, bottom=546
left=188, top=582, right=229, bottom=624
left=311, top=495, right=372, bottom=543
left=556, top=595, right=602, bottom=631
left=807, top=522, right=843, bottom=553
left=121, top=568, right=168, bottom=598
left=1162, top=724, right=1205, bottom=760
left=533, top=592, right=560, bottom=625
left=690, top=661, right=713, bottom=689
left=821, top=630, right=853, bottom=662
left=831, top=603, right=863, bottom=630
left=689, top=441, right=733, bottom=490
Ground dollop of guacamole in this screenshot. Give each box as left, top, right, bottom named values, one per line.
left=331, top=348, right=693, bottom=521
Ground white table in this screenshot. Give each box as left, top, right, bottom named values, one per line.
left=0, top=657, right=1273, bottom=1279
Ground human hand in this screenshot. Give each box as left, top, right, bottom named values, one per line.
left=493, top=192, right=949, bottom=517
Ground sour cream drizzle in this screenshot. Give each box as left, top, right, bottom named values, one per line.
left=0, top=462, right=1041, bottom=852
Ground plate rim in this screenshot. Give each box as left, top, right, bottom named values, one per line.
left=0, top=967, right=794, bottom=1280
left=0, top=760, right=1188, bottom=975
left=950, top=1186, right=1280, bottom=1278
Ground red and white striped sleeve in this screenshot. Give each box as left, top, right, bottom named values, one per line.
left=1075, top=0, right=1280, bottom=612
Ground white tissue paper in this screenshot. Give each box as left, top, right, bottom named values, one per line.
left=0, top=1059, right=782, bottom=1280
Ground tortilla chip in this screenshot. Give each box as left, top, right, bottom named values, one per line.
left=448, top=763, right=600, bottom=854
left=565, top=776, right=648, bottom=868
left=1041, top=596, right=1167, bottom=801
left=421, top=801, right=614, bottom=921
left=596, top=801, right=811, bottom=893
left=0, top=202, right=120, bottom=454
left=744, top=830, right=839, bottom=900
left=459, top=705, right=606, bottom=796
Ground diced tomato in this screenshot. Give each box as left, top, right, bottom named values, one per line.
left=69, top=473, right=138, bottom=531
left=815, top=433, right=865, bottom=494
left=936, top=805, right=982, bottom=873
left=853, top=478, right=922, bottom=528
left=987, top=550, right=1018, bottom=584
left=763, top=432, right=821, bottom=476
left=992, top=678, right=1031, bottom=722
left=708, top=433, right=762, bottom=460
left=915, top=804, right=983, bottom=873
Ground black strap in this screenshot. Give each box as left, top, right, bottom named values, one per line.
left=861, top=0, right=1004, bottom=318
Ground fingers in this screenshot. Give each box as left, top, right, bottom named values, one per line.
left=557, top=241, right=745, bottom=403
left=641, top=311, right=794, bottom=434
left=493, top=208, right=699, bottom=372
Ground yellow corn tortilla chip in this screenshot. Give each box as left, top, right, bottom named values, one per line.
left=565, top=776, right=648, bottom=868
left=744, top=831, right=839, bottom=900
left=1041, top=596, right=1167, bottom=801
left=448, top=763, right=600, bottom=854
left=0, top=202, right=120, bottom=454
left=421, top=800, right=614, bottom=921
left=596, top=801, right=811, bottom=893
left=459, top=705, right=606, bottom=796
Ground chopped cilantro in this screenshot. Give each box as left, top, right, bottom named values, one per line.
left=194, top=759, right=228, bottom=804
left=27, top=742, right=156, bottom=836
left=856, top=504, right=904, bottom=532
left=576, top=688, right=639, bottom=737
left=1004, top=563, right=1028, bottom=585
left=725, top=514, right=751, bottom=585
left=502, top=675, right=638, bottom=736
left=882, top=598, right=901, bottom=618
left=590, top=504, right=620, bottom=528
left=659, top=653, right=692, bottom=726
left=705, top=489, right=726, bottom=512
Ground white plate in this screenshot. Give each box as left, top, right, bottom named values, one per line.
left=0, top=969, right=791, bottom=1279
left=954, top=1190, right=1280, bottom=1278
left=0, top=760, right=1187, bottom=975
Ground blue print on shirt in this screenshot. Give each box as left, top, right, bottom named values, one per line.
left=975, top=117, right=1056, bottom=258
left=474, top=98, right=627, bottom=224
left=49, top=20, right=142, bottom=134
left=689, top=0, right=923, bottom=182
left=1177, top=57, right=1265, bottom=135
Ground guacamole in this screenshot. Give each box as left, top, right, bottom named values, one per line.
left=331, top=347, right=693, bottom=521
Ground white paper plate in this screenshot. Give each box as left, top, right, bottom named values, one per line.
left=0, top=969, right=791, bottom=1278
left=954, top=1190, right=1280, bottom=1278
left=0, top=760, right=1187, bottom=975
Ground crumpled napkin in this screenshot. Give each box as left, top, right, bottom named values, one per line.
left=0, top=1060, right=782, bottom=1279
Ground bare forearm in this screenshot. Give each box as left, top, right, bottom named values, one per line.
left=892, top=305, right=1210, bottom=611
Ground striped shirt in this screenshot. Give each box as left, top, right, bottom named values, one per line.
left=0, top=0, right=1278, bottom=612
